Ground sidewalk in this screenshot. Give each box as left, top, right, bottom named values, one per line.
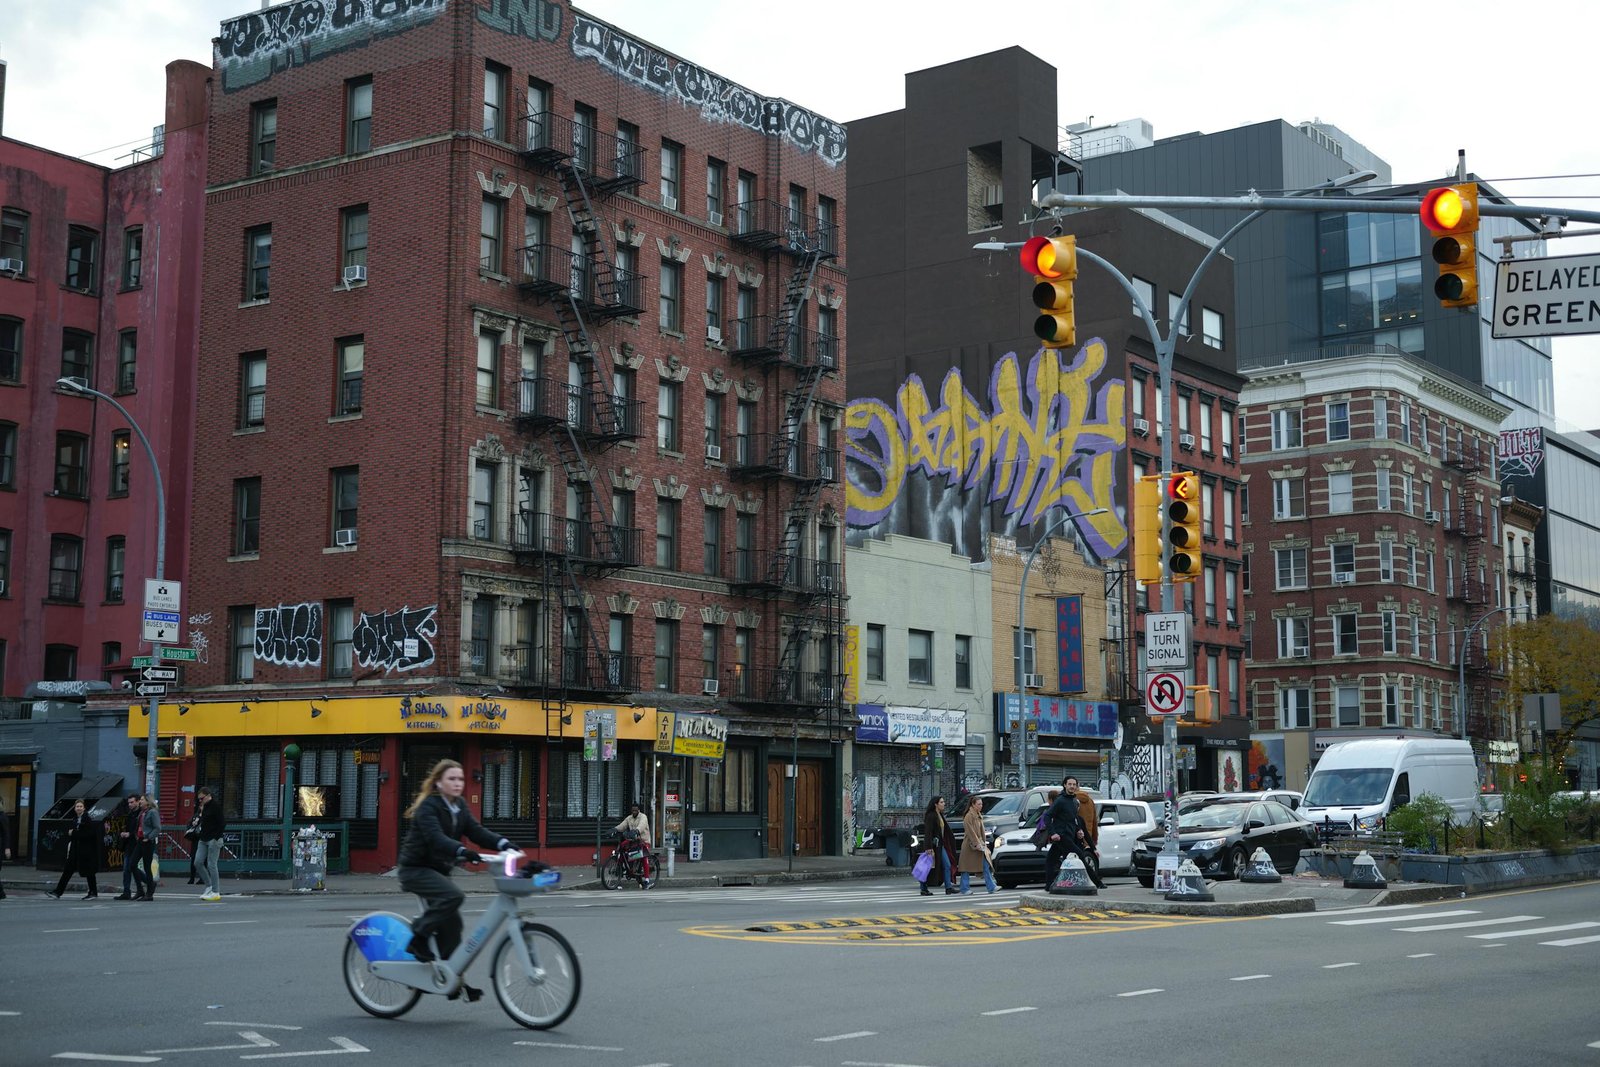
left=0, top=851, right=901, bottom=897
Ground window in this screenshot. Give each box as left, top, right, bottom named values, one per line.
left=116, top=330, right=137, bottom=392
left=655, top=496, right=678, bottom=569
left=1221, top=406, right=1234, bottom=459
left=706, top=159, right=726, bottom=222
left=102, top=642, right=122, bottom=677
left=109, top=431, right=130, bottom=496
left=659, top=259, right=682, bottom=332
left=44, top=644, right=77, bottom=681
left=1275, top=547, right=1307, bottom=590
left=703, top=506, right=722, bottom=576
left=1337, top=685, right=1361, bottom=727
left=1, top=208, right=28, bottom=270
left=104, top=536, right=125, bottom=603
left=331, top=466, right=358, bottom=542
left=1204, top=566, right=1217, bottom=621
left=522, top=209, right=547, bottom=281
left=240, top=351, right=266, bottom=427
left=65, top=226, right=99, bottom=291
left=1271, top=409, right=1302, bottom=450
left=736, top=171, right=757, bottom=230
left=54, top=432, right=88, bottom=497
left=705, top=273, right=724, bottom=340
left=734, top=284, right=758, bottom=348
left=472, top=460, right=497, bottom=539
left=1222, top=486, right=1237, bottom=541
left=908, top=629, right=933, bottom=684
left=480, top=196, right=504, bottom=273
left=1199, top=401, right=1213, bottom=452
left=700, top=624, right=720, bottom=685
left=1381, top=610, right=1398, bottom=654
left=48, top=535, right=83, bottom=601
left=659, top=140, right=682, bottom=209
left=653, top=620, right=676, bottom=690
left=657, top=380, right=681, bottom=451
left=470, top=596, right=496, bottom=676
left=1276, top=617, right=1308, bottom=658
left=336, top=336, right=363, bottom=415
left=250, top=100, right=277, bottom=173
left=1373, top=397, right=1388, bottom=439
left=865, top=624, right=885, bottom=681
left=1376, top=468, right=1392, bottom=511
left=345, top=76, right=372, bottom=152
left=614, top=120, right=639, bottom=180
left=734, top=626, right=753, bottom=695
left=121, top=226, right=143, bottom=288
left=1334, top=613, right=1358, bottom=655
left=246, top=226, right=271, bottom=300
left=1332, top=542, right=1356, bottom=581
left=1384, top=684, right=1400, bottom=727
left=734, top=399, right=755, bottom=465
left=1130, top=275, right=1155, bottom=315
left=817, top=195, right=838, bottom=254
left=1012, top=628, right=1038, bottom=680
left=0, top=530, right=9, bottom=593
left=342, top=206, right=368, bottom=271
left=234, top=477, right=261, bottom=554
left=703, top=392, right=723, bottom=458
left=732, top=512, right=755, bottom=582
left=1379, top=540, right=1395, bottom=582
left=476, top=329, right=499, bottom=407
left=817, top=306, right=838, bottom=368
left=1412, top=615, right=1423, bottom=656
left=61, top=329, right=93, bottom=385
left=525, top=80, right=550, bottom=151
left=1327, top=471, right=1353, bottom=514
left=1225, top=568, right=1238, bottom=625
left=327, top=600, right=354, bottom=679
left=1280, top=687, right=1311, bottom=730
left=573, top=104, right=597, bottom=170
left=1202, top=307, right=1224, bottom=348
left=483, top=62, right=506, bottom=140
left=229, top=606, right=255, bottom=683
left=0, top=318, right=19, bottom=382
left=1326, top=401, right=1350, bottom=442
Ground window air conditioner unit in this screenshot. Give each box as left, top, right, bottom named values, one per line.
left=707, top=326, right=723, bottom=344
left=1333, top=572, right=1354, bottom=585
left=819, top=464, right=836, bottom=481
left=706, top=444, right=723, bottom=461
left=342, top=265, right=366, bottom=286
left=1424, top=510, right=1441, bottom=523
left=1292, top=649, right=1309, bottom=658
left=816, top=687, right=836, bottom=701
left=702, top=678, right=719, bottom=696
left=661, top=195, right=678, bottom=211
left=1024, top=673, right=1044, bottom=689
left=1133, top=418, right=1150, bottom=436
left=708, top=210, right=724, bottom=227
left=334, top=528, right=358, bottom=547
left=817, top=575, right=835, bottom=593
left=0, top=258, right=23, bottom=276
left=1179, top=433, right=1196, bottom=449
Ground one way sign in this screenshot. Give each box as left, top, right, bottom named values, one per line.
left=135, top=682, right=167, bottom=698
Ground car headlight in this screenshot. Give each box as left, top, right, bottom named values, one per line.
left=1190, top=837, right=1225, bottom=853
left=1355, top=815, right=1382, bottom=831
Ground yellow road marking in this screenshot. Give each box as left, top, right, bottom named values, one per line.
left=684, top=906, right=1221, bottom=946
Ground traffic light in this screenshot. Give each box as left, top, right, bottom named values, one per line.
left=1420, top=182, right=1479, bottom=308
left=920, top=743, right=932, bottom=773
left=1189, top=686, right=1218, bottom=725
left=1165, top=471, right=1202, bottom=582
left=1020, top=235, right=1077, bottom=349
left=1132, top=473, right=1164, bottom=584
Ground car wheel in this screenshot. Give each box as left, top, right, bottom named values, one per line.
left=998, top=879, right=1017, bottom=890
left=1136, top=875, right=1154, bottom=889
left=1228, top=845, right=1249, bottom=878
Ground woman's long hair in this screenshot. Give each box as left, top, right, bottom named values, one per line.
left=405, top=759, right=462, bottom=818
left=923, top=795, right=944, bottom=832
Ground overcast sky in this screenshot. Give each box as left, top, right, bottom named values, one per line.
left=3, top=0, right=1596, bottom=424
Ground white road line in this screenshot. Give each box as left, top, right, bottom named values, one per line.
left=206, top=1023, right=302, bottom=1030
left=1328, top=909, right=1479, bottom=926
left=980, top=1007, right=1038, bottom=1016
left=842, top=1061, right=943, bottom=1067
left=1323, top=962, right=1360, bottom=969
left=1407, top=953, right=1436, bottom=958
left=1230, top=974, right=1271, bottom=982
left=1542, top=934, right=1600, bottom=947
left=1394, top=915, right=1541, bottom=932
left=1468, top=922, right=1600, bottom=940
left=1117, top=988, right=1164, bottom=997
left=148, top=1032, right=277, bottom=1053
left=1588, top=1040, right=1600, bottom=1049
left=52, top=1056, right=161, bottom=1063
left=240, top=1037, right=368, bottom=1059
left=1275, top=904, right=1425, bottom=919
left=203, top=920, right=259, bottom=926
left=0, top=1010, right=21, bottom=1015
left=43, top=928, right=100, bottom=934
left=816, top=1031, right=877, bottom=1042
left=513, top=1043, right=626, bottom=1052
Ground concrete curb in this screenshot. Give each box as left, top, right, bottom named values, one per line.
left=1019, top=890, right=1316, bottom=917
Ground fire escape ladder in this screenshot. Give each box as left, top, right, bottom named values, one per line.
left=553, top=160, right=622, bottom=438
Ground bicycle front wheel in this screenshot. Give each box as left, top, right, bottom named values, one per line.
left=343, top=940, right=422, bottom=1019
left=492, top=922, right=581, bottom=1030
left=599, top=854, right=622, bottom=890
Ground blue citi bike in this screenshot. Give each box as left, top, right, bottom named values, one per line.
left=343, top=852, right=581, bottom=1028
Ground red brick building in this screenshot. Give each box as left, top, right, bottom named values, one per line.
left=0, top=60, right=209, bottom=697
left=1239, top=351, right=1510, bottom=788
left=172, top=0, right=847, bottom=869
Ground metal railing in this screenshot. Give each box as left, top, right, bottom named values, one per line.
left=153, top=822, right=350, bottom=877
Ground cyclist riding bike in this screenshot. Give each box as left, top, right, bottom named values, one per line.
left=614, top=801, right=651, bottom=845
left=398, top=759, right=515, bottom=968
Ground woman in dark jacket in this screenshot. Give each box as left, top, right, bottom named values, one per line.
left=397, top=759, right=512, bottom=964
left=131, top=794, right=161, bottom=901
left=919, top=795, right=959, bottom=897
left=0, top=796, right=12, bottom=900
left=49, top=799, right=102, bottom=899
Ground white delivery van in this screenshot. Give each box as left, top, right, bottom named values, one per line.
left=1301, top=737, right=1480, bottom=833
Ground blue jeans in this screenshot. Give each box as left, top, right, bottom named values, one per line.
left=195, top=838, right=221, bottom=893
left=959, top=856, right=997, bottom=894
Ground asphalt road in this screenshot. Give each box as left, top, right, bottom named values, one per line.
left=2, top=876, right=1597, bottom=1066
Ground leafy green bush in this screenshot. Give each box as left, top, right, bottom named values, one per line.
left=1502, top=762, right=1574, bottom=853
left=1387, top=792, right=1456, bottom=851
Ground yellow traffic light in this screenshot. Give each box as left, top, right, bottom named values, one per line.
left=1189, top=686, right=1218, bottom=725
left=1166, top=471, right=1202, bottom=583
left=1132, top=473, right=1164, bottom=584
left=1021, top=235, right=1077, bottom=349
left=1420, top=182, right=1479, bottom=309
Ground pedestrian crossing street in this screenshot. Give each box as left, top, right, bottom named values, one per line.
left=1281, top=903, right=1600, bottom=948
left=586, top=884, right=1026, bottom=909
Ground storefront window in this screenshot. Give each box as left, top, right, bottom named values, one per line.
left=481, top=745, right=539, bottom=819
left=691, top=746, right=756, bottom=813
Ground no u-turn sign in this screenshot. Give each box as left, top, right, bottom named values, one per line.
left=1146, top=672, right=1185, bottom=716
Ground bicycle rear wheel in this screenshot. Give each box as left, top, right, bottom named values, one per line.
left=492, top=922, right=581, bottom=1030
left=343, top=940, right=422, bottom=1018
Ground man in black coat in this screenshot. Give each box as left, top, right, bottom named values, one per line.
left=49, top=799, right=102, bottom=899
left=1044, top=777, right=1087, bottom=882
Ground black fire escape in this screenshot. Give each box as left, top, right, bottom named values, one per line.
left=511, top=111, right=646, bottom=732
left=723, top=198, right=845, bottom=728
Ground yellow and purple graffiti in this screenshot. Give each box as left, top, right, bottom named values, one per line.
left=844, top=340, right=1127, bottom=558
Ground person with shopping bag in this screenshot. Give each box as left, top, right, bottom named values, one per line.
left=917, top=795, right=959, bottom=896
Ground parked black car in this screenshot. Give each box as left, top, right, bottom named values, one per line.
left=1130, top=799, right=1315, bottom=886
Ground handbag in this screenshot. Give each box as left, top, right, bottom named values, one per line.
left=911, top=850, right=934, bottom=882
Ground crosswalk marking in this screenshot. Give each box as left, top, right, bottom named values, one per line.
left=1392, top=915, right=1541, bottom=933
left=1542, top=934, right=1600, bottom=947
left=1328, top=909, right=1478, bottom=926
left=1275, top=904, right=1425, bottom=919
left=1466, top=922, right=1600, bottom=940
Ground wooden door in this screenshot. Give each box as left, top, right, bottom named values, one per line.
left=765, top=763, right=784, bottom=857
left=795, top=761, right=822, bottom=856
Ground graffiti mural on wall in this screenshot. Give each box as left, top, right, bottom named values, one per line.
left=844, top=340, right=1127, bottom=559
left=217, top=0, right=448, bottom=92
left=353, top=605, right=439, bottom=673
left=255, top=603, right=324, bottom=667
left=477, top=0, right=561, bottom=42
left=570, top=16, right=846, bottom=166
left=1498, top=426, right=1544, bottom=480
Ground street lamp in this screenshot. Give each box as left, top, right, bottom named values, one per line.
left=1012, top=507, right=1110, bottom=774
left=57, top=377, right=168, bottom=796
left=1457, top=605, right=1524, bottom=741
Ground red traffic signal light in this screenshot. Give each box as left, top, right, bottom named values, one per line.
left=1165, top=471, right=1202, bottom=581
left=1420, top=183, right=1479, bottom=308
left=1019, top=236, right=1075, bottom=279
left=1021, top=235, right=1077, bottom=349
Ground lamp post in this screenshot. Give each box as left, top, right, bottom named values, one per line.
left=1012, top=507, right=1110, bottom=778
left=1457, top=605, right=1518, bottom=741
left=57, top=377, right=167, bottom=798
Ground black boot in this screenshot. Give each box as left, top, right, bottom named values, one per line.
left=405, top=935, right=435, bottom=962
left=919, top=886, right=932, bottom=896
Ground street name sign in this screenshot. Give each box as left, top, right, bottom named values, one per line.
left=131, top=656, right=155, bottom=669
left=1146, top=672, right=1186, bottom=716
left=159, top=647, right=199, bottom=662
left=144, top=579, right=182, bottom=613
left=1493, top=252, right=1600, bottom=338
left=1143, top=611, right=1190, bottom=670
